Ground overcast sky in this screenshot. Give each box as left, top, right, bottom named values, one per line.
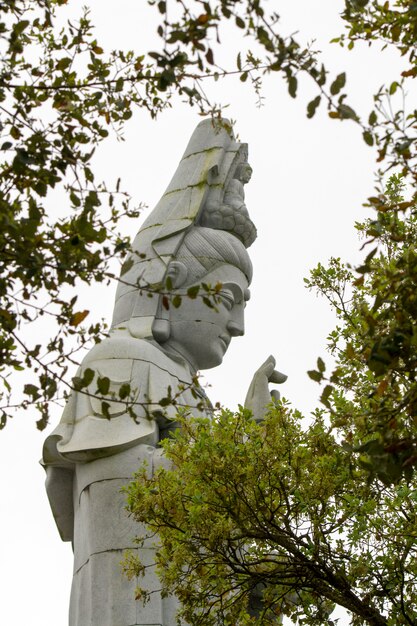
left=0, top=1, right=409, bottom=624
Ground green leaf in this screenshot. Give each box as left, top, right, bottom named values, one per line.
left=317, top=357, right=326, bottom=373
left=97, top=376, right=110, bottom=395
left=10, top=126, right=21, bottom=140
left=363, top=130, right=374, bottom=146
left=330, top=72, right=346, bottom=96
left=24, top=384, right=40, bottom=398
left=120, top=257, right=134, bottom=276
left=73, top=368, right=95, bottom=391
left=56, top=57, right=71, bottom=71
left=205, top=48, right=214, bottom=65
left=70, top=191, right=81, bottom=207
left=317, top=64, right=326, bottom=87
left=72, top=376, right=83, bottom=391
left=307, top=95, right=321, bottom=119
left=307, top=369, right=323, bottom=383
left=338, top=104, right=357, bottom=120
left=14, top=20, right=29, bottom=35
left=70, top=309, right=89, bottom=326
left=101, top=401, right=111, bottom=419
left=83, top=368, right=95, bottom=386
left=202, top=296, right=214, bottom=309
left=288, top=75, right=297, bottom=98
left=119, top=383, right=131, bottom=399
left=187, top=286, right=199, bottom=299
left=389, top=81, right=398, bottom=95
left=320, top=384, right=334, bottom=407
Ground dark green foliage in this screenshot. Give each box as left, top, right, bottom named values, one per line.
left=307, top=175, right=417, bottom=485
left=125, top=408, right=417, bottom=625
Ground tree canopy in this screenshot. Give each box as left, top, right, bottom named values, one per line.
left=127, top=406, right=417, bottom=625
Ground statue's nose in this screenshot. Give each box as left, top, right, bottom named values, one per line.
left=227, top=320, right=244, bottom=337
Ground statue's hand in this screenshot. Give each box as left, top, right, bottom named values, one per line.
left=244, top=355, right=287, bottom=423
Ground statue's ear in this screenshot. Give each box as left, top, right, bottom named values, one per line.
left=166, top=261, right=188, bottom=288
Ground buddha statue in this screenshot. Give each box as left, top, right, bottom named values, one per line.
left=42, top=119, right=285, bottom=626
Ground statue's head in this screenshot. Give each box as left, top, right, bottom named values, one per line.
left=151, top=226, right=252, bottom=370
left=235, top=163, right=253, bottom=184
left=111, top=119, right=256, bottom=371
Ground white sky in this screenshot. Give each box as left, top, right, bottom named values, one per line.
left=0, top=1, right=409, bottom=624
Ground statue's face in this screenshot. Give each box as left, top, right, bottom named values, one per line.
left=165, top=264, right=250, bottom=370
left=240, top=164, right=253, bottom=184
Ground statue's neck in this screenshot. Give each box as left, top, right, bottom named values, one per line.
left=148, top=338, right=196, bottom=374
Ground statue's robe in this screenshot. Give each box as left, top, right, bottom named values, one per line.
left=43, top=331, right=209, bottom=626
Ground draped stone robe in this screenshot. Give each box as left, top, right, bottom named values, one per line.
left=43, top=331, right=210, bottom=626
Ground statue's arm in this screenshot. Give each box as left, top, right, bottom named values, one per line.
left=244, top=355, right=287, bottom=422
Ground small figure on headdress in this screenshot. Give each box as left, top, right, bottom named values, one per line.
left=199, top=160, right=257, bottom=248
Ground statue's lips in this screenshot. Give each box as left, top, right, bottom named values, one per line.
left=219, top=334, right=231, bottom=351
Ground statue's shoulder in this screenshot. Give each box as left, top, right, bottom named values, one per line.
left=81, top=334, right=186, bottom=377
left=83, top=334, right=153, bottom=361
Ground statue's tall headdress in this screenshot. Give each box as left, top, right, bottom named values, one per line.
left=112, top=119, right=257, bottom=337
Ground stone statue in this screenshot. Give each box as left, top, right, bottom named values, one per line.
left=42, top=119, right=285, bottom=626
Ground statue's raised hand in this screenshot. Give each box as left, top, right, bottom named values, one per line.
left=244, top=355, right=287, bottom=423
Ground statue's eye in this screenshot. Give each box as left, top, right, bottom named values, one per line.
left=219, top=290, right=234, bottom=310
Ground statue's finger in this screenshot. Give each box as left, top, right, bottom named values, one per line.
left=271, top=389, right=281, bottom=402
left=269, top=370, right=287, bottom=384
left=256, top=354, right=276, bottom=377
